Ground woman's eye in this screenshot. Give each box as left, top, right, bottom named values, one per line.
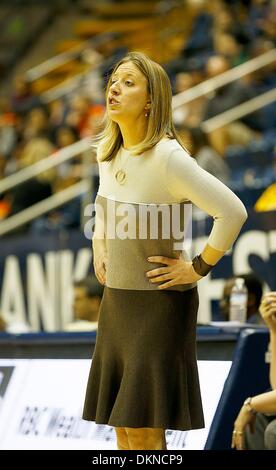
left=110, top=79, right=133, bottom=86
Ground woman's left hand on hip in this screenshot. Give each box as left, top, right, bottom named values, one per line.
left=146, top=256, right=202, bottom=289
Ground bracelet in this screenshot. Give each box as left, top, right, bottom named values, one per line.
left=192, top=254, right=214, bottom=277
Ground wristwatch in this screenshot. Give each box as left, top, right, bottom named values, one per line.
left=243, top=397, right=256, bottom=414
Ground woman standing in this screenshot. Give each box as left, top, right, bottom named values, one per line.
left=82, top=52, right=247, bottom=450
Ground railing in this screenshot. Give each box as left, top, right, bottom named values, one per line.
left=25, top=31, right=120, bottom=103
left=0, top=181, right=90, bottom=237
left=40, top=68, right=101, bottom=103
left=25, top=32, right=116, bottom=82
left=1, top=49, right=275, bottom=236
left=7, top=87, right=272, bottom=200
left=25, top=1, right=183, bottom=102
left=202, top=88, right=276, bottom=133
left=0, top=139, right=96, bottom=236
left=172, top=49, right=276, bottom=108
left=0, top=139, right=91, bottom=195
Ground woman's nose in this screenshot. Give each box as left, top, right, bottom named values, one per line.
left=110, top=83, right=120, bottom=94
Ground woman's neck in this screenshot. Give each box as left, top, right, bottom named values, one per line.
left=119, top=119, right=147, bottom=150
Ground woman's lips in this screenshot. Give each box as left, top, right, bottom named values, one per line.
left=109, top=97, right=120, bottom=105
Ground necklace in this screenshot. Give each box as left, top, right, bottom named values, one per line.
left=115, top=148, right=132, bottom=185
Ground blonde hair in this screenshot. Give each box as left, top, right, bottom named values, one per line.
left=94, top=51, right=188, bottom=162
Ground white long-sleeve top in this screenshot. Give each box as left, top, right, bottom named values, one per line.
left=97, top=137, right=247, bottom=252
left=93, top=137, right=247, bottom=291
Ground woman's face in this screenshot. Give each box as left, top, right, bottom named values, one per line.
left=107, top=61, right=149, bottom=124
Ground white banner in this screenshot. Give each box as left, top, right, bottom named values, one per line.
left=0, top=359, right=231, bottom=450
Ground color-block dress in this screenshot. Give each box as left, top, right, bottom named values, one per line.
left=82, top=137, right=247, bottom=430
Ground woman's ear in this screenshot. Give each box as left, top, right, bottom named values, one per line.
left=145, top=100, right=151, bottom=110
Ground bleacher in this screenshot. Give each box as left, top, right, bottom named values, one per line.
left=0, top=4, right=54, bottom=81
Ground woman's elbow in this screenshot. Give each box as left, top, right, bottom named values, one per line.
left=237, top=202, right=248, bottom=226
left=227, top=201, right=248, bottom=230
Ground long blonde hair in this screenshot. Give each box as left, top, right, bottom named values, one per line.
left=95, top=51, right=188, bottom=162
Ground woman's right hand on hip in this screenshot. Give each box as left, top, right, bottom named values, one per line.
left=93, top=240, right=108, bottom=286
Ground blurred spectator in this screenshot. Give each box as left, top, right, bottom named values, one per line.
left=212, top=3, right=251, bottom=55
left=213, top=32, right=249, bottom=66
left=164, top=9, right=213, bottom=85
left=53, top=125, right=80, bottom=178
left=173, top=71, right=205, bottom=128
left=220, top=273, right=264, bottom=324
left=0, top=97, right=17, bottom=159
left=231, top=291, right=276, bottom=450
left=98, top=44, right=129, bottom=83
left=18, top=137, right=55, bottom=179
left=259, top=6, right=276, bottom=43
left=245, top=37, right=276, bottom=97
left=23, top=106, right=51, bottom=142
left=186, top=126, right=230, bottom=183
left=30, top=175, right=81, bottom=233
left=203, top=55, right=261, bottom=156
left=65, top=94, right=105, bottom=138
left=48, top=99, right=67, bottom=129
left=165, top=2, right=250, bottom=82
left=245, top=0, right=275, bottom=41
left=54, top=125, right=79, bottom=149
left=3, top=137, right=55, bottom=227
left=1, top=0, right=274, bottom=239
left=0, top=155, right=7, bottom=179
left=64, top=276, right=103, bottom=332
left=10, top=75, right=41, bottom=116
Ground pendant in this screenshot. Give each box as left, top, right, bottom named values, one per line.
left=115, top=170, right=126, bottom=184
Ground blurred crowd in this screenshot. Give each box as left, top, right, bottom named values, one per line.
left=0, top=0, right=275, bottom=233
left=167, top=0, right=276, bottom=168
left=0, top=76, right=105, bottom=231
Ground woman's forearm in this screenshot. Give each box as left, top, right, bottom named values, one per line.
left=200, top=244, right=226, bottom=266
left=251, top=390, right=276, bottom=414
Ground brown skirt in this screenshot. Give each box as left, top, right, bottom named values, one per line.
left=82, top=286, right=204, bottom=431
